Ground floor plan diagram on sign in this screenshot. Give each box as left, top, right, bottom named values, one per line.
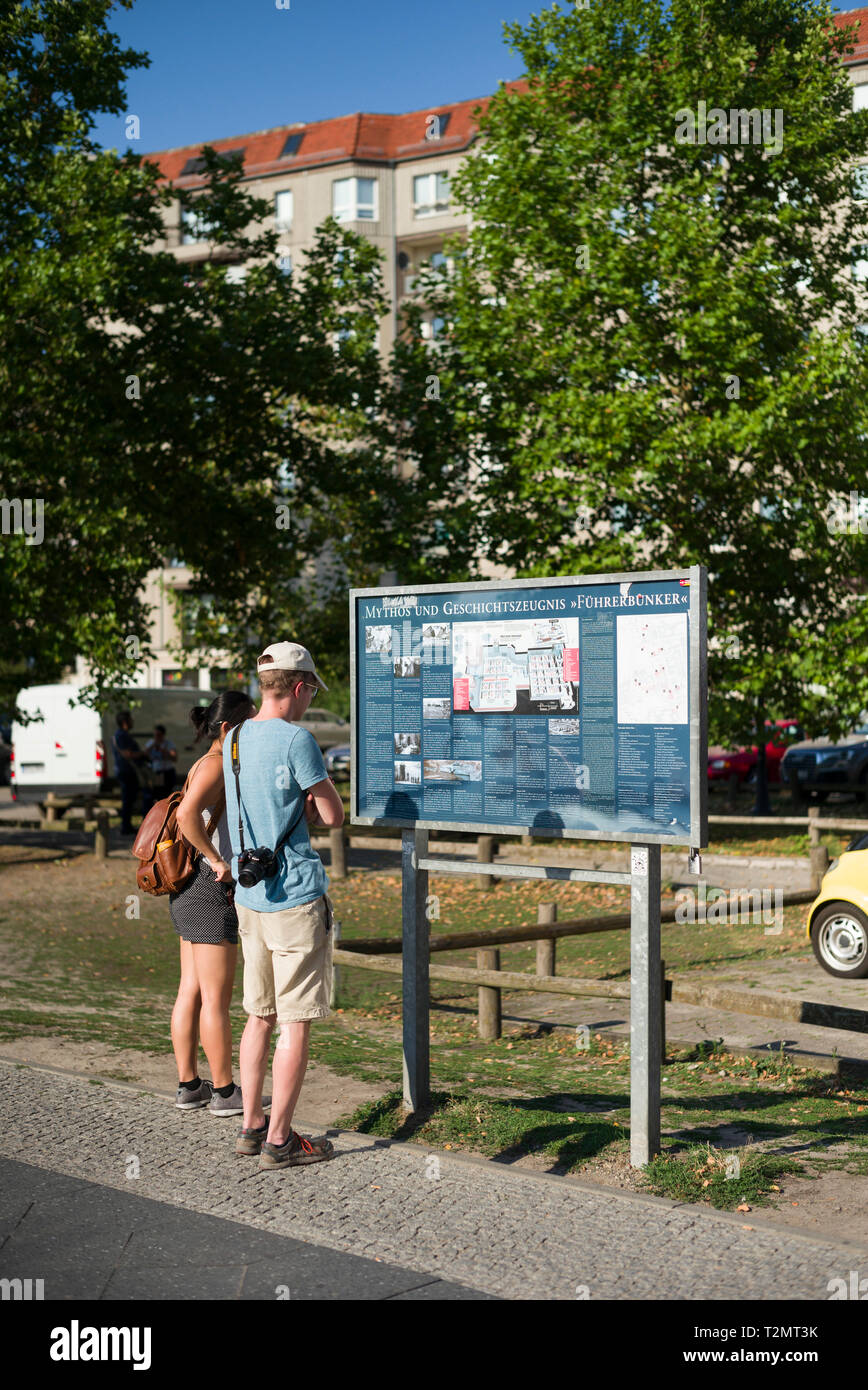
left=452, top=617, right=580, bottom=715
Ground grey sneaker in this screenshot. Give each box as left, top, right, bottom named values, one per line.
left=176, top=1079, right=213, bottom=1110
left=258, top=1129, right=335, bottom=1170
left=209, top=1085, right=272, bottom=1118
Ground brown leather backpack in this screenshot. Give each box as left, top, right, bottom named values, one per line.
left=130, top=754, right=226, bottom=896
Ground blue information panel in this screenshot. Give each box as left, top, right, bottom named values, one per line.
left=350, top=569, right=706, bottom=845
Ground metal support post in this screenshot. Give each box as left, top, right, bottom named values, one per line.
left=402, top=827, right=430, bottom=1112
left=630, top=843, right=662, bottom=1168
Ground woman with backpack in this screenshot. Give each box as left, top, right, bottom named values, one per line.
left=169, top=690, right=255, bottom=1115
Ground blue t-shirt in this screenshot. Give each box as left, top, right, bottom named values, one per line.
left=223, top=718, right=329, bottom=911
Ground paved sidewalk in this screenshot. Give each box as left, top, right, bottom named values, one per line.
left=0, top=1157, right=490, bottom=1300
left=1, top=1060, right=867, bottom=1300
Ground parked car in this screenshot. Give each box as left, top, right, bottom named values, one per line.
left=806, top=831, right=868, bottom=977
left=298, top=708, right=350, bottom=751
left=324, top=744, right=351, bottom=780
left=11, top=684, right=215, bottom=803
left=781, top=726, right=868, bottom=803
left=707, top=719, right=803, bottom=787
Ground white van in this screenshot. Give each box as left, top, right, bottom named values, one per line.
left=11, top=685, right=216, bottom=804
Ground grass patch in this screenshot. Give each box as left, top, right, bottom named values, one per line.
left=643, top=1143, right=804, bottom=1209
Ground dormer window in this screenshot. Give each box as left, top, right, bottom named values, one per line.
left=281, top=132, right=304, bottom=158
left=425, top=112, right=451, bottom=141
left=180, top=147, right=245, bottom=177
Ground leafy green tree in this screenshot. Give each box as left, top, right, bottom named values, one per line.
left=0, top=0, right=396, bottom=710
left=413, top=0, right=868, bottom=811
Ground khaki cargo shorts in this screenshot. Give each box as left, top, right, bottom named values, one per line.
left=237, top=893, right=334, bottom=1024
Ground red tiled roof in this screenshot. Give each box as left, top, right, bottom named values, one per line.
left=836, top=6, right=868, bottom=62
left=146, top=82, right=529, bottom=187
left=146, top=15, right=868, bottom=187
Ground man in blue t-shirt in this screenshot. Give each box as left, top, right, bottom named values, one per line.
left=220, top=642, right=344, bottom=1170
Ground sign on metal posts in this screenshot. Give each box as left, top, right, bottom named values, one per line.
left=350, top=568, right=708, bottom=1167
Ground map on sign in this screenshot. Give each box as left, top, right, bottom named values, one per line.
left=452, top=617, right=580, bottom=715
left=616, top=613, right=688, bottom=725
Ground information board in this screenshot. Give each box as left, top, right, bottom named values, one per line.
left=350, top=568, right=707, bottom=846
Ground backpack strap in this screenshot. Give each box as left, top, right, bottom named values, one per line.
left=184, top=751, right=226, bottom=846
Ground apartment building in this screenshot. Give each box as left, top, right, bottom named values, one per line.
left=147, top=91, right=509, bottom=358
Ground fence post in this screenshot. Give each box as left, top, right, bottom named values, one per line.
left=475, top=834, right=494, bottom=891
left=94, top=810, right=110, bottom=861
left=43, top=793, right=58, bottom=825
left=810, top=843, right=831, bottom=893
left=330, top=826, right=347, bottom=880
left=477, top=947, right=501, bottom=1039
left=536, top=903, right=557, bottom=976
left=808, top=805, right=819, bottom=848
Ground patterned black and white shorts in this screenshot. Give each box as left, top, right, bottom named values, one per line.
left=169, top=854, right=238, bottom=946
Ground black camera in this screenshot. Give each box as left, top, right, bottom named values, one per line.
left=236, top=846, right=279, bottom=889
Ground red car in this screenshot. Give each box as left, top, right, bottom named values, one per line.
left=708, top=720, right=804, bottom=787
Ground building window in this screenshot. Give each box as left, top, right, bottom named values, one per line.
left=854, top=85, right=868, bottom=111
left=181, top=206, right=214, bottom=244
left=420, top=315, right=446, bottom=341
left=277, top=252, right=292, bottom=276
left=853, top=165, right=868, bottom=200
left=161, top=669, right=196, bottom=687
left=275, top=189, right=293, bottom=229
left=852, top=244, right=868, bottom=282
left=413, top=171, right=450, bottom=218
left=332, top=177, right=377, bottom=222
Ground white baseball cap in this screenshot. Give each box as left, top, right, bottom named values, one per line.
left=257, top=641, right=329, bottom=691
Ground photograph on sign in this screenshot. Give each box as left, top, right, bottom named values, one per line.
left=350, top=570, right=706, bottom=845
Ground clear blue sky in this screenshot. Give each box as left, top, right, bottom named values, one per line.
left=92, top=0, right=540, bottom=155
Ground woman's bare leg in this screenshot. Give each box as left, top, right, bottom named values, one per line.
left=171, top=938, right=201, bottom=1081
left=190, top=942, right=237, bottom=1088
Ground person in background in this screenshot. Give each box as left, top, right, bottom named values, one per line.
left=112, top=711, right=147, bottom=836
left=169, top=690, right=257, bottom=1116
left=144, top=724, right=178, bottom=799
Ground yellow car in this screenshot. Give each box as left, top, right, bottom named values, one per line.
left=807, top=834, right=868, bottom=978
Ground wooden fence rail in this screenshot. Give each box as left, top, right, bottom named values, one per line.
left=337, top=890, right=818, bottom=956
left=331, top=948, right=868, bottom=1042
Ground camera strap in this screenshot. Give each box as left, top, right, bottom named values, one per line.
left=230, top=720, right=308, bottom=860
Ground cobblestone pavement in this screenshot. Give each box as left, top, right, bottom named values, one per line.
left=2, top=1060, right=867, bottom=1300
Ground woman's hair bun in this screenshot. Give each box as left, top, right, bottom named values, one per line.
left=189, top=705, right=208, bottom=730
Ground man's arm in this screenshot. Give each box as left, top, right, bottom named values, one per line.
left=305, top=776, right=345, bottom=828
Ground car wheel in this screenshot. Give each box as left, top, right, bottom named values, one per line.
left=811, top=903, right=868, bottom=978
left=744, top=767, right=757, bottom=786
